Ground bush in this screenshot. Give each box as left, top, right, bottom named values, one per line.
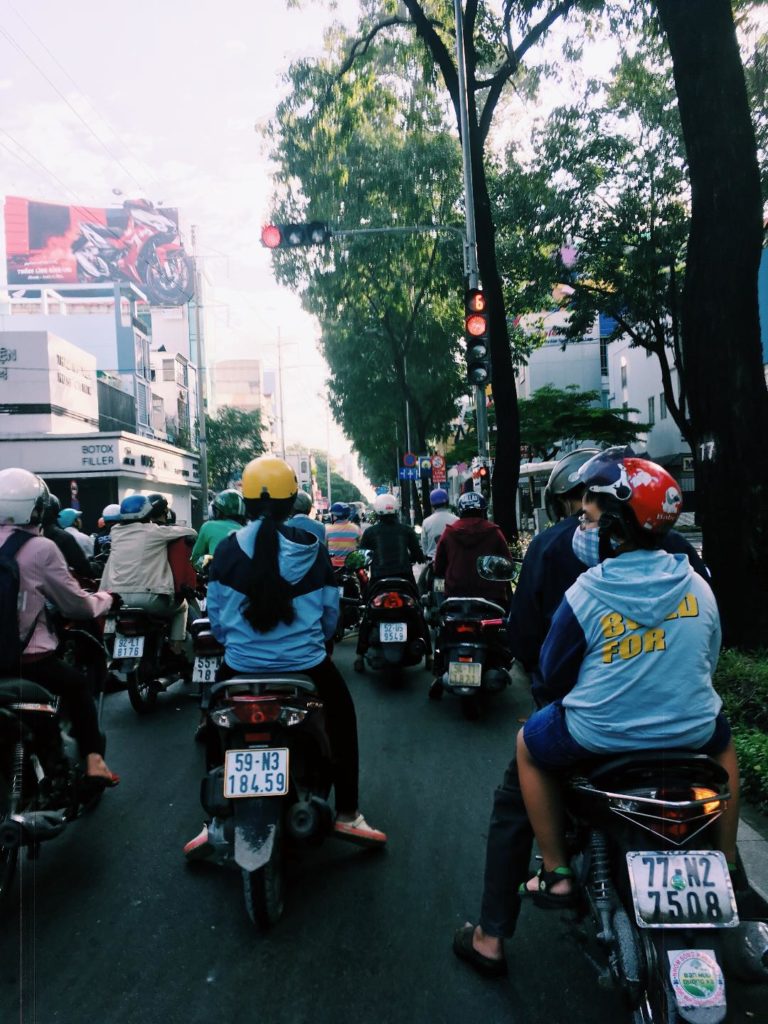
left=714, top=649, right=768, bottom=733
left=733, top=729, right=768, bottom=814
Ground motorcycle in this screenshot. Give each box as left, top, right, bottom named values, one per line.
left=71, top=199, right=193, bottom=305
left=358, top=574, right=429, bottom=681
left=332, top=551, right=368, bottom=643
left=428, top=594, right=511, bottom=719
left=194, top=665, right=335, bottom=927
left=105, top=607, right=190, bottom=714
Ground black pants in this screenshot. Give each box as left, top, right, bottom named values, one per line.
left=478, top=744, right=534, bottom=939
left=219, top=657, right=360, bottom=816
left=21, top=655, right=104, bottom=758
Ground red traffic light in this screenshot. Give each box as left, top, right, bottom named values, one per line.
left=261, top=225, right=283, bottom=249
left=466, top=314, right=487, bottom=337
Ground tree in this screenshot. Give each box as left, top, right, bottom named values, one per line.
left=312, top=451, right=366, bottom=505
left=518, top=385, right=649, bottom=459
left=205, top=407, right=266, bottom=490
left=653, top=0, right=768, bottom=647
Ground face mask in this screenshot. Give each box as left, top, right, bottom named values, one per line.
left=572, top=525, right=621, bottom=567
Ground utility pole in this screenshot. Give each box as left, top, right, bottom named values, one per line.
left=454, top=0, right=490, bottom=465
left=404, top=354, right=415, bottom=526
left=191, top=225, right=209, bottom=520
left=325, top=401, right=332, bottom=508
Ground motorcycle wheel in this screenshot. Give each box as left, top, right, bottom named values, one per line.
left=242, top=821, right=284, bottom=927
left=127, top=667, right=158, bottom=714
left=144, top=254, right=193, bottom=305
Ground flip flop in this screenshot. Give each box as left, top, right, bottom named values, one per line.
left=85, top=771, right=120, bottom=790
left=452, top=924, right=508, bottom=977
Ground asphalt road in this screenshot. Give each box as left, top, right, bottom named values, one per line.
left=1, top=640, right=765, bottom=1024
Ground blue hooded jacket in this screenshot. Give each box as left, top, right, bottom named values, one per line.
left=539, top=549, right=721, bottom=753
left=207, top=520, right=339, bottom=672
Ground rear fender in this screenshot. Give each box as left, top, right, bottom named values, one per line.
left=234, top=797, right=282, bottom=872
left=382, top=642, right=406, bottom=665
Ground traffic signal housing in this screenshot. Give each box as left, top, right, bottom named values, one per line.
left=464, top=287, right=491, bottom=386
left=261, top=222, right=331, bottom=248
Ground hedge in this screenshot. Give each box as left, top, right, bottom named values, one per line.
left=714, top=650, right=768, bottom=812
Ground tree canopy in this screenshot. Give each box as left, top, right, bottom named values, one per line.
left=205, top=407, right=266, bottom=491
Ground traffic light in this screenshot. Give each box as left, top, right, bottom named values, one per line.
left=464, top=287, right=491, bottom=386
left=260, top=222, right=331, bottom=248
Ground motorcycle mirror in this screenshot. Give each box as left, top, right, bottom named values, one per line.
left=476, top=555, right=520, bottom=582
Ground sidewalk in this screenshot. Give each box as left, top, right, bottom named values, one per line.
left=739, top=804, right=768, bottom=904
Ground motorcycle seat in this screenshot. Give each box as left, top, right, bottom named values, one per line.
left=368, top=577, right=420, bottom=598
left=117, top=609, right=170, bottom=628
left=573, top=749, right=728, bottom=789
left=441, top=596, right=507, bottom=617
left=0, top=679, right=57, bottom=706
left=209, top=673, right=318, bottom=699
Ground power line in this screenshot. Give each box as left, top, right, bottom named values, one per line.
left=8, top=3, right=166, bottom=196
left=0, top=130, right=101, bottom=223
left=0, top=23, right=147, bottom=194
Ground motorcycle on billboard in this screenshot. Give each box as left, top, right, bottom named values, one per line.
left=71, top=199, right=193, bottom=306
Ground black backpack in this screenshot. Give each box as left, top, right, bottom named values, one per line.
left=0, top=530, right=36, bottom=677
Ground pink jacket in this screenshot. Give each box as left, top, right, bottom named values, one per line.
left=0, top=524, right=113, bottom=658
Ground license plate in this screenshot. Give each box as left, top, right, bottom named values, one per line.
left=224, top=748, right=289, bottom=799
left=433, top=578, right=445, bottom=593
left=448, top=661, right=482, bottom=687
left=103, top=617, right=116, bottom=635
left=627, top=851, right=738, bottom=929
left=380, top=622, right=406, bottom=643
left=193, top=656, right=221, bottom=683
left=113, top=634, right=145, bottom=659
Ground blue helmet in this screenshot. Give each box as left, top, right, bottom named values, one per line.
left=330, top=501, right=351, bottom=522
left=457, top=491, right=487, bottom=517
left=429, top=488, right=449, bottom=508
left=57, top=508, right=81, bottom=529
left=119, top=494, right=153, bottom=523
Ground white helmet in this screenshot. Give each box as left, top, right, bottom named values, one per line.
left=373, top=493, right=398, bottom=517
left=0, top=467, right=49, bottom=526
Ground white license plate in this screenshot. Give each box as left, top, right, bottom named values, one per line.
left=193, top=656, right=221, bottom=683
left=627, top=851, right=738, bottom=929
left=380, top=622, right=406, bottom=643
left=448, top=661, right=482, bottom=687
left=433, top=578, right=445, bottom=593
left=224, top=748, right=289, bottom=799
left=103, top=616, right=116, bottom=635
left=113, top=634, right=145, bottom=659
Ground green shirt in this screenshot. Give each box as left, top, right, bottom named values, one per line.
left=190, top=519, right=243, bottom=568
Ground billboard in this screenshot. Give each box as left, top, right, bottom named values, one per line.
left=4, top=196, right=194, bottom=306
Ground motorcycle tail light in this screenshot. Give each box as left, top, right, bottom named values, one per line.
left=226, top=696, right=282, bottom=725
left=371, top=592, right=415, bottom=609
left=456, top=623, right=478, bottom=634
left=10, top=703, right=57, bottom=715
left=480, top=618, right=504, bottom=627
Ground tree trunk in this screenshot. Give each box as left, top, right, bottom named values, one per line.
left=471, top=115, right=520, bottom=540
left=656, top=0, right=768, bottom=647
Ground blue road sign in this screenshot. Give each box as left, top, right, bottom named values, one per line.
left=399, top=467, right=419, bottom=480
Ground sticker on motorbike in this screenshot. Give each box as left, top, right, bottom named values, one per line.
left=448, top=661, right=482, bottom=687
left=193, top=656, right=222, bottom=684
left=380, top=622, right=406, bottom=643
left=626, top=851, right=738, bottom=929
left=224, top=748, right=289, bottom=799
left=667, top=949, right=726, bottom=1010
left=113, top=634, right=145, bottom=659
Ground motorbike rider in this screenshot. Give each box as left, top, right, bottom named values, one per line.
left=190, top=489, right=246, bottom=569
left=183, top=455, right=387, bottom=857
left=58, top=507, right=94, bottom=558
left=454, top=446, right=714, bottom=978
left=92, top=503, right=122, bottom=561
left=288, top=490, right=327, bottom=544
left=420, top=488, right=457, bottom=561
left=42, top=493, right=94, bottom=581
left=100, top=492, right=196, bottom=657
left=434, top=492, right=510, bottom=607
left=0, top=468, right=119, bottom=786
left=516, top=452, right=739, bottom=907
left=326, top=501, right=362, bottom=567
left=353, top=492, right=429, bottom=672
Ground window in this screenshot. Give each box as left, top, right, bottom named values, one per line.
left=599, top=337, right=608, bottom=376
left=660, top=392, right=667, bottom=420
left=620, top=356, right=628, bottom=389
left=648, top=396, right=655, bottom=426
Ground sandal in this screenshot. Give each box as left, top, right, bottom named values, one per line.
left=518, top=866, right=577, bottom=909
left=452, top=924, right=508, bottom=977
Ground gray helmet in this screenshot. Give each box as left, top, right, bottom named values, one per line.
left=544, top=448, right=601, bottom=522
left=293, top=491, right=312, bottom=516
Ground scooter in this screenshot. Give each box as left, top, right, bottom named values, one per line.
left=105, top=608, right=189, bottom=714
left=357, top=576, right=429, bottom=682
left=193, top=668, right=335, bottom=927
left=332, top=551, right=367, bottom=643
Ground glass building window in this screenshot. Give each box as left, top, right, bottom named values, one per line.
left=660, top=392, right=668, bottom=419
left=648, top=396, right=655, bottom=426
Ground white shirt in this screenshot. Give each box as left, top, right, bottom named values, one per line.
left=421, top=508, right=458, bottom=558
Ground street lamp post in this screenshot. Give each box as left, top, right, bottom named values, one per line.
left=191, top=225, right=209, bottom=520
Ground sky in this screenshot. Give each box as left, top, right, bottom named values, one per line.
left=0, top=0, right=367, bottom=487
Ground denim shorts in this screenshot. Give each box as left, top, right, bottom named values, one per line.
left=522, top=701, right=731, bottom=771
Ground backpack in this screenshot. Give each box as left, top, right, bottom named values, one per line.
left=0, top=530, right=36, bottom=676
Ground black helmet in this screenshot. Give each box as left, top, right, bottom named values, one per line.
left=146, top=493, right=169, bottom=520
left=544, top=448, right=601, bottom=522
left=42, top=493, right=61, bottom=527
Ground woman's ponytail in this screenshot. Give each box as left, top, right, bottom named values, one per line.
left=243, top=515, right=295, bottom=632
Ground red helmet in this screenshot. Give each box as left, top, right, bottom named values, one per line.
left=579, top=448, right=683, bottom=536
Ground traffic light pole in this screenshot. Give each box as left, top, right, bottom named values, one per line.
left=454, top=0, right=490, bottom=467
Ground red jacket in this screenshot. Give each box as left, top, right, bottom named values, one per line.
left=434, top=517, right=510, bottom=607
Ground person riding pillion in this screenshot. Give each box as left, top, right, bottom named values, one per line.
left=434, top=492, right=510, bottom=607
left=325, top=502, right=362, bottom=567
left=420, top=488, right=457, bottom=560
left=100, top=492, right=197, bottom=654
left=289, top=490, right=327, bottom=545
left=190, top=489, right=246, bottom=569
left=183, top=455, right=387, bottom=859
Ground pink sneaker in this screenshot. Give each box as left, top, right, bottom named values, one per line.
left=333, top=813, right=388, bottom=848
left=183, top=824, right=215, bottom=861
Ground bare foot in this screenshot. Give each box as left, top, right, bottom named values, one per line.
left=472, top=925, right=504, bottom=961
left=86, top=753, right=117, bottom=781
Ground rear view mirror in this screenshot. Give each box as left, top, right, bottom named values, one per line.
left=476, top=555, right=520, bottom=582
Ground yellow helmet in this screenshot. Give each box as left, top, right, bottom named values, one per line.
left=241, top=456, right=298, bottom=501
